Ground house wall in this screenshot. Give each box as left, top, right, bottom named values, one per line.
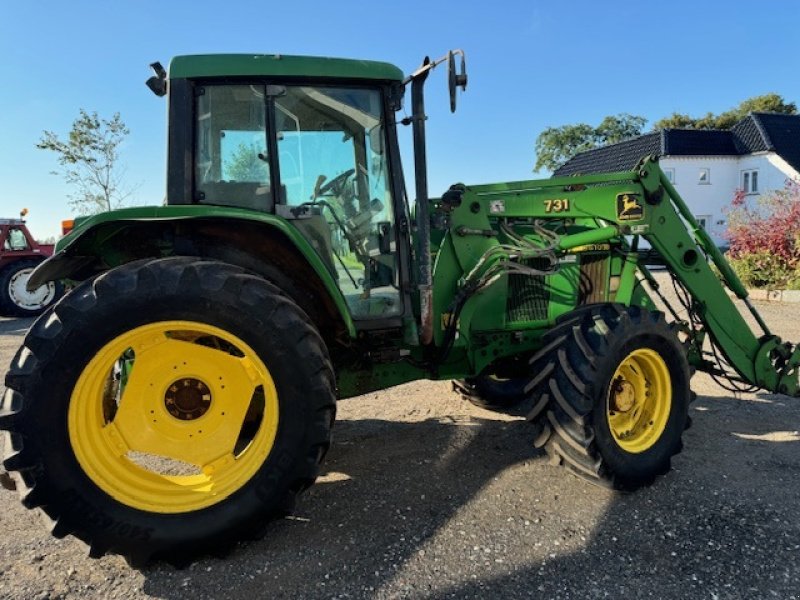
left=660, top=153, right=796, bottom=246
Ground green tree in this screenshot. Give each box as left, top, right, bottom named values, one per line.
left=225, top=143, right=269, bottom=182
left=534, top=113, right=646, bottom=172
left=596, top=114, right=648, bottom=144
left=37, top=109, right=133, bottom=214
left=653, top=93, right=797, bottom=130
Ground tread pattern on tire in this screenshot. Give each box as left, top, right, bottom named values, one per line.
left=527, top=303, right=692, bottom=490
left=0, top=257, right=336, bottom=566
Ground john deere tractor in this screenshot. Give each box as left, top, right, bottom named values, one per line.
left=2, top=51, right=799, bottom=566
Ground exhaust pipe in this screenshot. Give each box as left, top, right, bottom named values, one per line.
left=409, top=60, right=433, bottom=345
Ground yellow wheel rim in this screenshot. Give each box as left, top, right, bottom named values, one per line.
left=606, top=348, right=671, bottom=454
left=68, top=321, right=279, bottom=513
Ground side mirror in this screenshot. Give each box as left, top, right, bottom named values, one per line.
left=145, top=61, right=167, bottom=97
left=447, top=50, right=468, bottom=113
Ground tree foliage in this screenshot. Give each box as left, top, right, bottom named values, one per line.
left=596, top=114, right=648, bottom=144
left=225, top=143, right=269, bottom=182
left=653, top=93, right=797, bottom=131
left=534, top=113, right=646, bottom=172
left=37, top=109, right=133, bottom=214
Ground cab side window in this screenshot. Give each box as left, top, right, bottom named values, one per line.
left=194, top=85, right=272, bottom=211
left=5, top=228, right=30, bottom=251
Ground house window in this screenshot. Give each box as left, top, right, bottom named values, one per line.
left=698, top=168, right=710, bottom=184
left=742, top=169, right=759, bottom=194
left=663, top=168, right=675, bottom=183
left=695, top=215, right=710, bottom=229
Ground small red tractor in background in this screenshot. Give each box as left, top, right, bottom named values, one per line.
left=0, top=210, right=64, bottom=317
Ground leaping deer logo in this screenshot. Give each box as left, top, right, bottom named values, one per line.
left=617, top=193, right=643, bottom=221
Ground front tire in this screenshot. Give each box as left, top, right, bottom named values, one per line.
left=0, top=259, right=64, bottom=317
left=0, top=257, right=336, bottom=565
left=453, top=374, right=529, bottom=412
left=528, top=304, right=690, bottom=490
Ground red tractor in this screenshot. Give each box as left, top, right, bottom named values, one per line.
left=0, top=211, right=64, bottom=317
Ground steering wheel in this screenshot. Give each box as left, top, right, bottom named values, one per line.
left=315, top=168, right=355, bottom=198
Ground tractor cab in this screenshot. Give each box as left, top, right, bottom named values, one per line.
left=162, top=55, right=411, bottom=321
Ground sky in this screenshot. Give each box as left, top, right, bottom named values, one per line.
left=1, top=0, right=799, bottom=238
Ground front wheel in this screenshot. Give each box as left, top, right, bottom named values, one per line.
left=528, top=304, right=691, bottom=490
left=0, top=259, right=64, bottom=317
left=453, top=374, right=530, bottom=413
left=0, top=257, right=336, bottom=566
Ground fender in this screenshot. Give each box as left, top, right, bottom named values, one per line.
left=30, top=205, right=356, bottom=339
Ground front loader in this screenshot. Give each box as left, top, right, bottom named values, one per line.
left=2, top=50, right=798, bottom=566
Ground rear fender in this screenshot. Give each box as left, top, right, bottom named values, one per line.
left=30, top=205, right=356, bottom=341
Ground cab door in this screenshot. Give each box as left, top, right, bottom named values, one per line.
left=273, top=85, right=403, bottom=321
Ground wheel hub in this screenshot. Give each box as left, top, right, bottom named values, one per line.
left=9, top=267, right=55, bottom=310
left=606, top=348, right=672, bottom=454
left=611, top=377, right=636, bottom=412
left=165, top=378, right=212, bottom=420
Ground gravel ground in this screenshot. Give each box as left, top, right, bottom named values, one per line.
left=1, top=279, right=800, bottom=599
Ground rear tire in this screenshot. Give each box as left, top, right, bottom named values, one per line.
left=527, top=304, right=690, bottom=490
left=0, top=259, right=63, bottom=317
left=0, top=257, right=336, bottom=566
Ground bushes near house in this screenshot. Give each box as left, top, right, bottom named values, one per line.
left=725, top=181, right=800, bottom=289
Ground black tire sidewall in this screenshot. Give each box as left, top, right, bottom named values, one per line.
left=27, top=262, right=330, bottom=555
left=591, top=328, right=690, bottom=482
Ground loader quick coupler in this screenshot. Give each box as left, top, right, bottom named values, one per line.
left=753, top=337, right=800, bottom=396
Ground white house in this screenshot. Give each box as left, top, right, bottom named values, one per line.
left=553, top=113, right=800, bottom=246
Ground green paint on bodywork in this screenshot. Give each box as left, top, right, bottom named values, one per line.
left=416, top=158, right=798, bottom=397
left=49, top=158, right=798, bottom=400
left=168, top=54, right=404, bottom=82
left=612, top=250, right=640, bottom=305
left=54, top=205, right=357, bottom=338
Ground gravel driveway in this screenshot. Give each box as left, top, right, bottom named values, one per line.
left=1, top=285, right=799, bottom=599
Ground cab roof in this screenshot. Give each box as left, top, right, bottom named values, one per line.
left=168, top=54, right=404, bottom=82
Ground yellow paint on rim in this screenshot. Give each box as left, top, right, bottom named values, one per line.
left=68, top=321, right=279, bottom=513
left=606, top=348, right=671, bottom=454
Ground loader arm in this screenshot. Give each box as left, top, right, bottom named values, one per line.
left=583, top=157, right=799, bottom=395
left=458, top=156, right=800, bottom=396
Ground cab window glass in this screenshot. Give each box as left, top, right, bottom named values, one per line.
left=275, top=86, right=399, bottom=318
left=5, top=228, right=30, bottom=251
left=194, top=85, right=272, bottom=211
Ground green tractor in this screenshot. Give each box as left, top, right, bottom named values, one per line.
left=2, top=50, right=799, bottom=566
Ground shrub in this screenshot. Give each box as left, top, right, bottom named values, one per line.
left=728, top=250, right=793, bottom=288
left=725, top=180, right=800, bottom=288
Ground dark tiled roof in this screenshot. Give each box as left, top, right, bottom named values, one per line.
left=755, top=113, right=800, bottom=173
left=662, top=129, right=738, bottom=155
left=730, top=115, right=769, bottom=153
left=553, top=132, right=661, bottom=176
left=553, top=113, right=800, bottom=176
